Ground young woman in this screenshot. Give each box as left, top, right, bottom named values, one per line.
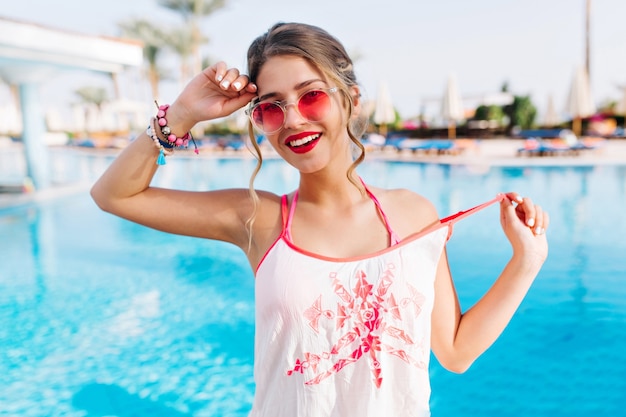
left=92, top=22, right=549, bottom=417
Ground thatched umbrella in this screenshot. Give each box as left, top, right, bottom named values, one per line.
left=441, top=74, right=464, bottom=139
left=566, top=67, right=595, bottom=136
left=373, top=80, right=396, bottom=137
left=543, top=94, right=560, bottom=127
left=616, top=87, right=626, bottom=116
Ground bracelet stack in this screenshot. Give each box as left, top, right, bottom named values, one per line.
left=146, top=101, right=199, bottom=165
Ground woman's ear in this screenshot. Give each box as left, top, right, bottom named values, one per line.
left=347, top=85, right=369, bottom=138
left=350, top=85, right=362, bottom=118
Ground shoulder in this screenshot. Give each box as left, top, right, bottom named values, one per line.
left=256, top=189, right=289, bottom=212
left=234, top=189, right=283, bottom=223
left=379, top=187, right=439, bottom=220
left=249, top=188, right=288, bottom=238
left=207, top=188, right=285, bottom=267
left=367, top=185, right=440, bottom=237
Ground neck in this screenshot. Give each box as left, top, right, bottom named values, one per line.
left=297, top=169, right=365, bottom=207
left=296, top=136, right=365, bottom=205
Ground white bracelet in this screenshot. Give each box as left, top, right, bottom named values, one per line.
left=146, top=119, right=174, bottom=165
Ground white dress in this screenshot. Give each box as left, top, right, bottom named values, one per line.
left=251, top=188, right=502, bottom=417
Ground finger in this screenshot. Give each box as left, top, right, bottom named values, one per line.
left=532, top=205, right=545, bottom=235
left=218, top=68, right=242, bottom=90
left=245, top=80, right=258, bottom=93
left=517, top=196, right=537, bottom=228
left=540, top=208, right=550, bottom=233
left=504, top=191, right=524, bottom=204
left=231, top=74, right=254, bottom=92
left=499, top=193, right=518, bottom=227
left=213, top=61, right=228, bottom=82
left=220, top=89, right=259, bottom=116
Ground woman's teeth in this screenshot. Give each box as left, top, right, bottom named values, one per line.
left=288, top=134, right=319, bottom=147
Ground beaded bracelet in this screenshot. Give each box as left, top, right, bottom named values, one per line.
left=155, top=101, right=191, bottom=147
left=147, top=117, right=174, bottom=165
left=147, top=101, right=199, bottom=165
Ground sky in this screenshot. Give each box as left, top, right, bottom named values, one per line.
left=1, top=0, right=625, bottom=123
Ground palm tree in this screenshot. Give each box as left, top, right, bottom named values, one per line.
left=166, top=26, right=203, bottom=86
left=109, top=73, right=121, bottom=101
left=585, top=0, right=591, bottom=81
left=75, top=86, right=108, bottom=133
left=75, top=87, right=108, bottom=109
left=201, top=55, right=214, bottom=70
left=118, top=19, right=170, bottom=99
left=158, top=0, right=227, bottom=77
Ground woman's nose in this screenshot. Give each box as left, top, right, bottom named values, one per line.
left=282, top=103, right=305, bottom=129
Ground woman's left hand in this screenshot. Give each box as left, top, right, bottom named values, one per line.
left=500, top=192, right=549, bottom=262
left=164, top=62, right=258, bottom=134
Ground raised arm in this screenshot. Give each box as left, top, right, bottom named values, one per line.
left=431, top=193, right=549, bottom=373
left=90, top=63, right=260, bottom=248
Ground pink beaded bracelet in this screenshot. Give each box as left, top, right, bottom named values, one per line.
left=147, top=101, right=199, bottom=165
left=155, top=101, right=191, bottom=147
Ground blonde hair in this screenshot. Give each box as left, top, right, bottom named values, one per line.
left=244, top=22, right=369, bottom=249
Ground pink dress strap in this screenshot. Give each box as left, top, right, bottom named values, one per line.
left=281, top=189, right=503, bottom=246
left=361, top=182, right=401, bottom=245
left=280, top=194, right=289, bottom=229
left=439, top=193, right=505, bottom=240
left=282, top=191, right=298, bottom=242
left=282, top=185, right=400, bottom=247
left=440, top=193, right=505, bottom=225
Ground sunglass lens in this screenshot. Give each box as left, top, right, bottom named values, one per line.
left=253, top=102, right=284, bottom=133
left=298, top=90, right=330, bottom=121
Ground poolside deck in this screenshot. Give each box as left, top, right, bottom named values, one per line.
left=1, top=138, right=625, bottom=210
left=369, top=138, right=626, bottom=167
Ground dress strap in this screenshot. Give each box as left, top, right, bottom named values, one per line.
left=280, top=194, right=290, bottom=240
left=439, top=193, right=505, bottom=240
left=282, top=190, right=298, bottom=242
left=282, top=184, right=400, bottom=246
left=360, top=179, right=401, bottom=245
left=440, top=193, right=505, bottom=225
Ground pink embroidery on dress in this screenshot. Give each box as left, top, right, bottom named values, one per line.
left=304, top=295, right=335, bottom=333
left=286, top=264, right=428, bottom=388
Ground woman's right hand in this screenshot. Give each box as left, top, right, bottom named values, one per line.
left=162, top=62, right=258, bottom=135
left=499, top=192, right=549, bottom=265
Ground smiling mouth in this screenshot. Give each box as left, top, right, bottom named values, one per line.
left=287, top=133, right=321, bottom=148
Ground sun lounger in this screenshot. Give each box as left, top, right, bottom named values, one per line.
left=0, top=178, right=35, bottom=194
left=393, top=139, right=458, bottom=154
left=517, top=137, right=605, bottom=157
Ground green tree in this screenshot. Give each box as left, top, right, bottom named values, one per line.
left=504, top=95, right=537, bottom=131
left=75, top=86, right=108, bottom=109
left=118, top=19, right=170, bottom=99
left=201, top=55, right=214, bottom=70
left=474, top=105, right=505, bottom=123
left=166, top=26, right=202, bottom=87
left=75, top=86, right=108, bottom=133
left=158, top=0, right=226, bottom=80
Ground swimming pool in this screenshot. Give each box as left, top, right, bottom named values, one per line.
left=2, top=150, right=625, bottom=416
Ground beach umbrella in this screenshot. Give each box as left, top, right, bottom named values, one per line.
left=543, top=94, right=560, bottom=127
left=373, top=80, right=396, bottom=137
left=616, top=87, right=626, bottom=116
left=441, top=73, right=464, bottom=139
left=105, top=98, right=149, bottom=130
left=84, top=104, right=105, bottom=133
left=45, top=107, right=67, bottom=132
left=566, top=66, right=595, bottom=136
left=0, top=102, right=22, bottom=133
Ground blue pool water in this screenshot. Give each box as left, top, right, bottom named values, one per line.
left=1, top=150, right=625, bottom=416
